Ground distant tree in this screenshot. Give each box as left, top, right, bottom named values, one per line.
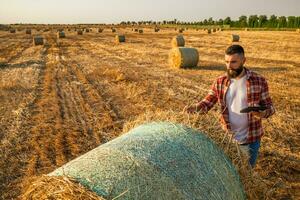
left=268, top=15, right=278, bottom=28
left=258, top=15, right=268, bottom=27
left=287, top=16, right=296, bottom=28
left=278, top=16, right=287, bottom=28
left=223, top=17, right=231, bottom=25
left=248, top=15, right=258, bottom=28
left=239, top=15, right=248, bottom=27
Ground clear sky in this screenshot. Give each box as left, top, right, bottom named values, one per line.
left=0, top=0, right=299, bottom=24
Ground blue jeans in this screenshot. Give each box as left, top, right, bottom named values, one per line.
left=240, top=140, right=261, bottom=167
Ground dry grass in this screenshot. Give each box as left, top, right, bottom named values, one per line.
left=0, top=27, right=299, bottom=200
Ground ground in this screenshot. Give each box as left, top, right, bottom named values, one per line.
left=0, top=28, right=299, bottom=199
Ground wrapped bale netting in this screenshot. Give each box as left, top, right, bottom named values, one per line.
left=115, top=34, right=126, bottom=44
left=57, top=31, right=66, bottom=38
left=171, top=35, right=185, bottom=47
left=169, top=47, right=199, bottom=68
left=48, top=122, right=246, bottom=200
left=232, top=34, right=240, bottom=42
left=33, top=36, right=44, bottom=46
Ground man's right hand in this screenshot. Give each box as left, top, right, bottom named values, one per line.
left=183, top=104, right=199, bottom=114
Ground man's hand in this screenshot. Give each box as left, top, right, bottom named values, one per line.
left=183, top=104, right=199, bottom=114
left=252, top=110, right=267, bottom=119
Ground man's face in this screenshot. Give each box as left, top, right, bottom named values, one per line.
left=225, top=53, right=246, bottom=78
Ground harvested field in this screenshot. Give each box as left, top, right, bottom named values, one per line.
left=0, top=28, right=299, bottom=199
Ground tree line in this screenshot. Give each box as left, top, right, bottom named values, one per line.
left=120, top=15, right=300, bottom=28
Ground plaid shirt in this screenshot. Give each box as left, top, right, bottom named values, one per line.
left=196, top=67, right=275, bottom=144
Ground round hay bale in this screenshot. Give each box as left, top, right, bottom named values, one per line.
left=232, top=34, right=240, bottom=42
left=207, top=29, right=212, bottom=34
left=296, top=29, right=300, bottom=33
left=245, top=28, right=248, bottom=31
left=25, top=29, right=31, bottom=34
left=212, top=28, right=216, bottom=32
left=9, top=29, right=16, bottom=33
left=57, top=31, right=66, bottom=38
left=169, top=47, right=199, bottom=68
left=77, top=30, right=83, bottom=35
left=111, top=28, right=116, bottom=33
left=85, top=29, right=90, bottom=33
left=49, top=122, right=246, bottom=200
left=134, top=28, right=139, bottom=32
left=154, top=27, right=160, bottom=32
left=138, top=29, right=143, bottom=34
left=98, top=28, right=104, bottom=33
left=115, top=34, right=125, bottom=44
left=171, top=35, right=185, bottom=47
left=178, top=28, right=184, bottom=33
left=33, top=36, right=44, bottom=46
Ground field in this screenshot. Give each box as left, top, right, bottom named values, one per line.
left=0, top=27, right=299, bottom=199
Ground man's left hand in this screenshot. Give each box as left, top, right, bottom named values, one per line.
left=252, top=110, right=267, bottom=119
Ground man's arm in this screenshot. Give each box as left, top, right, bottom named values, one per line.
left=253, top=78, right=275, bottom=119
left=185, top=81, right=218, bottom=114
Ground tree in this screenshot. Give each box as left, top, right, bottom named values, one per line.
left=268, top=15, right=278, bottom=28
left=278, top=16, right=287, bottom=28
left=248, top=15, right=258, bottom=28
left=258, top=15, right=268, bottom=27
left=287, top=16, right=296, bottom=28
left=239, top=15, right=248, bottom=27
left=223, top=17, right=231, bottom=25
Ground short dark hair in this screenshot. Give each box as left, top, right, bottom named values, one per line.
left=225, top=45, right=245, bottom=56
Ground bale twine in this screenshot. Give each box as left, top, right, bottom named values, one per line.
left=57, top=31, right=66, bottom=38
left=115, top=34, right=125, bottom=44
left=138, top=29, right=143, bottom=34
left=47, top=122, right=246, bottom=200
left=232, top=34, right=240, bottom=42
left=77, top=30, right=83, bottom=35
left=33, top=36, right=44, bottom=46
left=10, top=29, right=16, bottom=33
left=171, top=35, right=185, bottom=47
left=169, top=47, right=199, bottom=68
left=25, top=29, right=31, bottom=34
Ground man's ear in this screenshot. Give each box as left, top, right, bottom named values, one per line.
left=242, top=57, right=246, bottom=64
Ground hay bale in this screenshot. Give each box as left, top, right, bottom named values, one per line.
left=154, top=27, right=160, bottom=32
left=207, top=29, right=212, bottom=34
left=169, top=47, right=199, bottom=68
left=296, top=29, right=300, bottom=33
left=178, top=28, right=184, bottom=33
left=245, top=28, right=248, bottom=31
left=138, top=29, right=143, bottom=34
left=85, top=29, right=90, bottom=32
left=9, top=29, right=16, bottom=33
left=171, top=35, right=185, bottom=47
left=111, top=28, right=116, bottom=33
left=49, top=122, right=246, bottom=200
left=232, top=34, right=240, bottom=42
left=33, top=36, right=44, bottom=46
left=98, top=28, right=103, bottom=33
left=134, top=28, right=139, bottom=32
left=77, top=30, right=83, bottom=35
left=115, top=34, right=125, bottom=44
left=25, top=29, right=31, bottom=34
left=57, top=31, right=66, bottom=38
left=212, top=28, right=216, bottom=32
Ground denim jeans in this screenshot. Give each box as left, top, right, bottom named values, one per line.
left=240, top=140, right=261, bottom=167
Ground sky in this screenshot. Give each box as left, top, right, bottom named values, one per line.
left=0, top=0, right=299, bottom=24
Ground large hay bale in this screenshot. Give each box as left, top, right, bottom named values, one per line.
left=10, top=29, right=16, bottom=33
left=49, top=122, right=246, bottom=200
left=98, top=28, right=104, bottom=33
left=171, top=35, right=185, bottom=47
left=85, top=28, right=90, bottom=32
left=138, top=29, right=143, bottom=34
left=178, top=28, right=184, bottom=33
left=207, top=29, right=212, bottom=34
left=33, top=36, right=44, bottom=46
left=212, top=28, right=216, bottom=32
left=57, top=31, right=66, bottom=38
left=154, top=27, right=160, bottom=32
left=77, top=30, right=83, bottom=35
left=169, top=47, right=199, bottom=68
left=297, top=29, right=300, bottom=33
left=232, top=34, right=240, bottom=42
left=25, top=29, right=31, bottom=34
left=115, top=34, right=125, bottom=44
left=111, top=28, right=116, bottom=33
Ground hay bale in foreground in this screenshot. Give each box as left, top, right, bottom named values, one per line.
left=25, top=29, right=31, bottom=34
left=171, top=35, right=185, bottom=47
left=48, top=122, right=246, bottom=200
left=57, top=31, right=66, bottom=38
left=232, top=34, right=240, bottom=42
left=169, top=47, right=199, bottom=68
left=115, top=34, right=125, bottom=44
left=33, top=36, right=44, bottom=46
left=297, top=29, right=300, bottom=33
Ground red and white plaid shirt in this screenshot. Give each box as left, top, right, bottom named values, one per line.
left=196, top=67, right=275, bottom=144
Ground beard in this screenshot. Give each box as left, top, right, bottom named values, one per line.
left=227, top=64, right=244, bottom=79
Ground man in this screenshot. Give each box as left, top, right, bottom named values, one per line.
left=185, top=45, right=275, bottom=167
